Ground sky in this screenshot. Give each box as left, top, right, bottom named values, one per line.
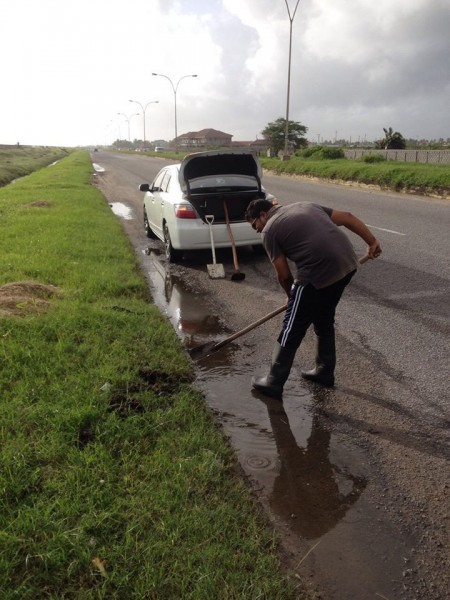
left=1, top=0, right=449, bottom=147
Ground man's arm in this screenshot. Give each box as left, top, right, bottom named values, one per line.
left=272, top=255, right=294, bottom=300
left=330, top=210, right=382, bottom=259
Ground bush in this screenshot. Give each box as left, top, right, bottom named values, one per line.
left=296, top=145, right=321, bottom=157
left=296, top=146, right=345, bottom=160
left=317, top=146, right=345, bottom=159
left=359, top=154, right=387, bottom=163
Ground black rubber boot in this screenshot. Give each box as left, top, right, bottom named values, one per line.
left=301, top=336, right=336, bottom=387
left=251, top=343, right=297, bottom=398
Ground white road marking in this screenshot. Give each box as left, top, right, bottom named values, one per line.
left=366, top=224, right=406, bottom=235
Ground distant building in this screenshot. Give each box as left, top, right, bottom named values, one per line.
left=231, top=139, right=269, bottom=155
left=175, top=128, right=233, bottom=149
left=173, top=128, right=270, bottom=154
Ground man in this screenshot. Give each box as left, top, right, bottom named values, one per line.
left=246, top=198, right=382, bottom=398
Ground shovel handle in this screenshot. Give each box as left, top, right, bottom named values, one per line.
left=212, top=304, right=287, bottom=351
left=205, top=215, right=217, bottom=265
left=223, top=200, right=240, bottom=270
left=196, top=253, right=371, bottom=356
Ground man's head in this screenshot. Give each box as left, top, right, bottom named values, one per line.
left=246, top=198, right=275, bottom=233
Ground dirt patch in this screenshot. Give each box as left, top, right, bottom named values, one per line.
left=25, top=200, right=54, bottom=207
left=0, top=281, right=61, bottom=317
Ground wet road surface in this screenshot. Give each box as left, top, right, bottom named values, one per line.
left=97, top=155, right=449, bottom=600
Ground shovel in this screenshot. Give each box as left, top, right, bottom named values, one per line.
left=223, top=200, right=245, bottom=281
left=205, top=215, right=225, bottom=279
left=189, top=304, right=286, bottom=361
left=189, top=255, right=371, bottom=361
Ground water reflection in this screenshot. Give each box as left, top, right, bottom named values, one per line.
left=142, top=247, right=367, bottom=539
left=143, top=249, right=223, bottom=346
left=260, top=395, right=367, bottom=539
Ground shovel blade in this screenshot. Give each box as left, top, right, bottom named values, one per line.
left=207, top=263, right=225, bottom=279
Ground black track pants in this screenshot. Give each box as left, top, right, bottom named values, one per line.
left=277, top=271, right=355, bottom=350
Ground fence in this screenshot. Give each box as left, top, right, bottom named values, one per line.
left=343, top=148, right=450, bottom=165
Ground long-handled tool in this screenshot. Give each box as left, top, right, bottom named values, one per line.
left=189, top=255, right=370, bottom=360
left=223, top=200, right=245, bottom=281
left=205, top=215, right=225, bottom=279
left=189, top=304, right=286, bottom=360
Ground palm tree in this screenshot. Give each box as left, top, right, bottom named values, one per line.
left=376, top=127, right=406, bottom=149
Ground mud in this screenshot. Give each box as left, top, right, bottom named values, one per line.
left=0, top=281, right=61, bottom=317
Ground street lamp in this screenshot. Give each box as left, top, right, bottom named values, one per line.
left=117, top=112, right=140, bottom=142
left=128, top=99, right=159, bottom=145
left=283, top=0, right=301, bottom=158
left=152, top=72, right=198, bottom=152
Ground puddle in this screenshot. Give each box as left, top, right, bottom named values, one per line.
left=141, top=248, right=222, bottom=345
left=109, top=202, right=134, bottom=220
left=92, top=162, right=105, bottom=172
left=139, top=246, right=415, bottom=599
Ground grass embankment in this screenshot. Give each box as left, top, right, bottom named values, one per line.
left=259, top=156, right=450, bottom=198
left=0, top=152, right=296, bottom=598
left=0, top=145, right=72, bottom=186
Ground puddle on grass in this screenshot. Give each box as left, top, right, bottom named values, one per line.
left=139, top=245, right=415, bottom=600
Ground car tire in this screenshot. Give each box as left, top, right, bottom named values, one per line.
left=144, top=208, right=157, bottom=239
left=163, top=223, right=183, bottom=263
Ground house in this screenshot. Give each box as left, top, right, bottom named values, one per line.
left=175, top=128, right=233, bottom=149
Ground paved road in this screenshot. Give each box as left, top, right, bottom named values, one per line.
left=93, top=151, right=449, bottom=600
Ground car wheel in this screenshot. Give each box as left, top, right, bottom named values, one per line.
left=163, top=223, right=183, bottom=263
left=143, top=208, right=157, bottom=239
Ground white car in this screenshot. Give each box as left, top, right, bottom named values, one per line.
left=139, top=150, right=275, bottom=262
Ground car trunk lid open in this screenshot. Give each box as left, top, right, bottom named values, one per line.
left=179, top=150, right=265, bottom=224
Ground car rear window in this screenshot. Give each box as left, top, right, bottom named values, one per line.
left=189, top=175, right=258, bottom=194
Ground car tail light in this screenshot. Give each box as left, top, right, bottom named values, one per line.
left=174, top=204, right=197, bottom=219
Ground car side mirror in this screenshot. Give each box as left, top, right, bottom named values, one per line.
left=139, top=183, right=150, bottom=192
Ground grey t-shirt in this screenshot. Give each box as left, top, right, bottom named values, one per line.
left=262, top=203, right=359, bottom=288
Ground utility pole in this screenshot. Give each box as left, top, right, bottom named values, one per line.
left=283, top=0, right=301, bottom=158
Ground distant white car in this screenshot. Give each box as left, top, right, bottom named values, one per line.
left=139, top=150, right=275, bottom=262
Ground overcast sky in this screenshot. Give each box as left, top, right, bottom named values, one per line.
left=1, top=0, right=449, bottom=147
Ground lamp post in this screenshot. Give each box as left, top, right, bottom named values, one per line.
left=283, top=0, right=301, bottom=158
left=128, top=99, right=159, bottom=145
left=152, top=73, right=198, bottom=152
left=117, top=112, right=140, bottom=142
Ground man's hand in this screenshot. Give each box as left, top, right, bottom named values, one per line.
left=368, top=239, right=382, bottom=259
left=272, top=255, right=294, bottom=298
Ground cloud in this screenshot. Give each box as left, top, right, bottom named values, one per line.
left=0, top=0, right=448, bottom=145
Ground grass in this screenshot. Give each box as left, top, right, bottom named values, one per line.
left=0, top=145, right=72, bottom=186
left=120, top=147, right=450, bottom=198
left=259, top=156, right=450, bottom=197
left=0, top=152, right=298, bottom=598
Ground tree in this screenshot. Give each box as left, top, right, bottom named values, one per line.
left=261, top=118, right=308, bottom=154
left=375, top=127, right=406, bottom=150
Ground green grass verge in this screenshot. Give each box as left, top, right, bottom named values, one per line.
left=0, top=152, right=297, bottom=598
left=0, top=145, right=72, bottom=186
left=113, top=148, right=449, bottom=197
left=259, top=156, right=450, bottom=197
